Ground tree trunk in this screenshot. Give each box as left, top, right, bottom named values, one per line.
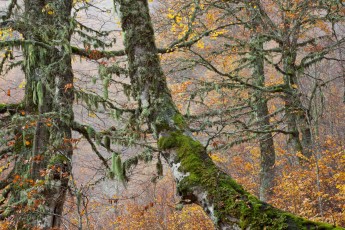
left=115, top=0, right=338, bottom=228
left=280, top=5, right=312, bottom=159
left=248, top=1, right=276, bottom=202
left=252, top=44, right=276, bottom=202
left=8, top=1, right=74, bottom=228
left=282, top=49, right=312, bottom=159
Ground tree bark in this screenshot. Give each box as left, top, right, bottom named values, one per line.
left=252, top=43, right=276, bottom=202
left=248, top=1, right=276, bottom=202
left=115, top=0, right=338, bottom=228
left=7, top=1, right=74, bottom=228
left=280, top=3, right=312, bottom=159
left=282, top=48, right=312, bottom=159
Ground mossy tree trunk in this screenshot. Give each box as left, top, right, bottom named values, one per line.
left=115, top=0, right=339, bottom=228
left=247, top=0, right=276, bottom=202
left=5, top=1, right=74, bottom=228
left=253, top=45, right=276, bottom=202
left=280, top=4, right=312, bottom=159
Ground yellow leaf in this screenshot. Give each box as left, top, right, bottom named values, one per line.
left=19, top=80, right=26, bottom=89
left=196, top=40, right=205, bottom=49
left=88, top=112, right=97, bottom=118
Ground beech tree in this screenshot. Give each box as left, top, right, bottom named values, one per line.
left=244, top=0, right=276, bottom=202
left=113, top=0, right=342, bottom=228
left=247, top=0, right=345, bottom=158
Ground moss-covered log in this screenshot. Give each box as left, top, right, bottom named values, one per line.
left=115, top=0, right=343, bottom=229
left=158, top=131, right=341, bottom=229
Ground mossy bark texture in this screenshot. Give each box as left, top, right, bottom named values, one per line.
left=280, top=4, right=312, bottom=159
left=7, top=1, right=74, bottom=228
left=282, top=49, right=312, bottom=160
left=116, top=0, right=341, bottom=229
left=247, top=0, right=276, bottom=202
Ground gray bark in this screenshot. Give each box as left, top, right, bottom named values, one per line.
left=282, top=48, right=312, bottom=159
left=248, top=1, right=276, bottom=202
left=252, top=45, right=276, bottom=202
left=280, top=2, right=312, bottom=159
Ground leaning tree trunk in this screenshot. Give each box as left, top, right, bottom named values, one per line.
left=248, top=1, right=276, bottom=202
left=115, top=0, right=338, bottom=228
left=5, top=1, right=74, bottom=228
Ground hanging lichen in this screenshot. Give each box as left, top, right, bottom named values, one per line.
left=36, top=81, right=43, bottom=107
left=110, top=153, right=126, bottom=184
left=104, top=135, right=111, bottom=151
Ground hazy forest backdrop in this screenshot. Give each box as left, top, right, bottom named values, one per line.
left=0, top=0, right=345, bottom=229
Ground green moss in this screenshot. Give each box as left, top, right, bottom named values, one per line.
left=159, top=131, right=244, bottom=205
left=173, top=114, right=187, bottom=129
left=0, top=103, right=23, bottom=113
left=154, top=96, right=179, bottom=133
left=158, top=133, right=178, bottom=150
left=48, top=154, right=68, bottom=167
left=14, top=139, right=25, bottom=153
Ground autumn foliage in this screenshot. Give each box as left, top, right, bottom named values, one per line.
left=0, top=0, right=345, bottom=228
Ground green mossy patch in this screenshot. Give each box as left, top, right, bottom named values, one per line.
left=0, top=104, right=6, bottom=110
left=14, top=138, right=25, bottom=153
left=158, top=132, right=340, bottom=229
left=0, top=103, right=24, bottom=113
left=48, top=154, right=68, bottom=167
left=154, top=96, right=179, bottom=133
left=173, top=114, right=187, bottom=129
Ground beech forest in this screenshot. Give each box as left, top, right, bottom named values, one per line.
left=0, top=0, right=345, bottom=229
